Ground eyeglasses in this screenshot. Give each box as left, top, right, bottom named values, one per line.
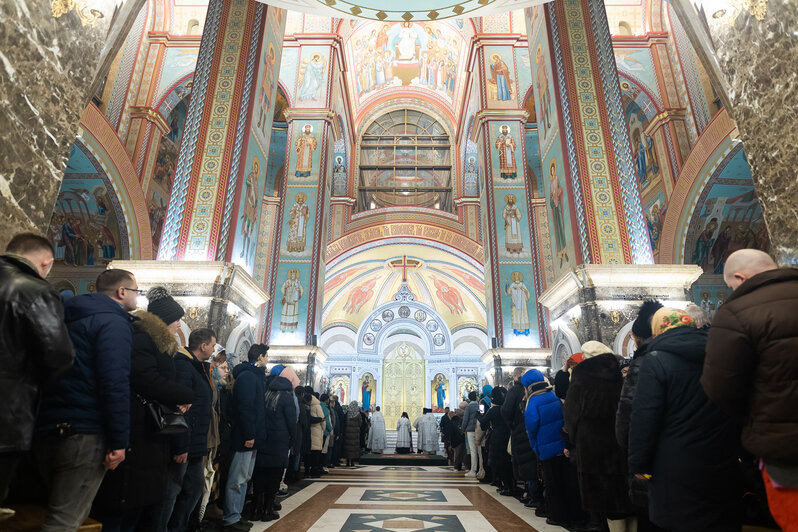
left=122, top=286, right=146, bottom=295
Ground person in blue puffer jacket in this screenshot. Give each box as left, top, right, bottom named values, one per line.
left=523, top=369, right=585, bottom=528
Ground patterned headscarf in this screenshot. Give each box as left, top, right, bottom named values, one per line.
left=651, top=307, right=696, bottom=337
left=347, top=400, right=361, bottom=419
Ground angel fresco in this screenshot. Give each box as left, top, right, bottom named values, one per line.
left=432, top=276, right=466, bottom=315
left=298, top=53, right=326, bottom=102
left=343, top=277, right=377, bottom=314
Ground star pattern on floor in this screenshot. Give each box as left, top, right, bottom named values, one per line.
left=360, top=490, right=447, bottom=502
left=342, top=513, right=464, bottom=532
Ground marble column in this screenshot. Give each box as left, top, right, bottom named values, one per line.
left=670, top=1, right=798, bottom=263
left=0, top=0, right=143, bottom=249
left=539, top=264, right=703, bottom=366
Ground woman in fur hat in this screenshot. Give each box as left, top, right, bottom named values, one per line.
left=93, top=287, right=194, bottom=531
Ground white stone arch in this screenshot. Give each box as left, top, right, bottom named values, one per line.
left=613, top=321, right=637, bottom=359
left=225, top=322, right=256, bottom=367
left=550, top=326, right=581, bottom=371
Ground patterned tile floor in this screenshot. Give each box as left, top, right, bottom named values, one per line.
left=255, top=465, right=566, bottom=532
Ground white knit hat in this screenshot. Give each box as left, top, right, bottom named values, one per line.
left=581, top=340, right=613, bottom=359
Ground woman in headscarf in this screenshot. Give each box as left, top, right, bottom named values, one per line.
left=395, top=412, right=412, bottom=454
left=343, top=401, right=362, bottom=467
left=629, top=308, right=742, bottom=531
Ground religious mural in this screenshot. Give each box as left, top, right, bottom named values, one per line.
left=491, top=122, right=523, bottom=185
left=503, top=271, right=532, bottom=336
left=279, top=268, right=303, bottom=332
left=685, top=147, right=769, bottom=274
left=296, top=46, right=328, bottom=105
left=347, top=21, right=463, bottom=104
left=294, top=124, right=318, bottom=179
left=148, top=96, right=188, bottom=255
left=50, top=143, right=127, bottom=266
left=321, top=244, right=486, bottom=333
left=527, top=8, right=557, bottom=150
left=645, top=190, right=667, bottom=253
left=431, top=373, right=449, bottom=411
left=457, top=377, right=477, bottom=401
left=331, top=376, right=350, bottom=404
left=231, top=7, right=285, bottom=272
left=484, top=46, right=515, bottom=108
left=547, top=158, right=571, bottom=269
left=360, top=373, right=376, bottom=408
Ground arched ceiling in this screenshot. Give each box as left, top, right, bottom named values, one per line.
left=256, top=0, right=544, bottom=22
left=321, top=243, right=487, bottom=333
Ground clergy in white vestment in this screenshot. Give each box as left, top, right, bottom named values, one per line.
left=395, top=412, right=412, bottom=454
left=413, top=408, right=440, bottom=453
left=367, top=406, right=386, bottom=453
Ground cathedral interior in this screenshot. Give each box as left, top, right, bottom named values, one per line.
left=2, top=0, right=795, bottom=414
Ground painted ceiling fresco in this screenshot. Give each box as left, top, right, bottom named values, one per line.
left=321, top=244, right=487, bottom=332
left=255, top=0, right=546, bottom=22
left=345, top=20, right=472, bottom=117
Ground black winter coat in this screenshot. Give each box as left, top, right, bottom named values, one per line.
left=479, top=405, right=510, bottom=466
left=0, top=255, right=74, bottom=452
left=173, top=348, right=213, bottom=460
left=449, top=414, right=465, bottom=447
left=216, top=386, right=234, bottom=457
left=563, top=353, right=631, bottom=514
left=439, top=413, right=451, bottom=442
left=258, top=376, right=297, bottom=468
left=292, top=393, right=307, bottom=456
left=553, top=370, right=570, bottom=400
left=37, top=293, right=136, bottom=451
left=344, top=412, right=362, bottom=459
left=92, top=310, right=193, bottom=515
left=231, top=362, right=266, bottom=452
left=615, top=338, right=651, bottom=453
left=629, top=327, right=742, bottom=530
left=502, top=380, right=537, bottom=480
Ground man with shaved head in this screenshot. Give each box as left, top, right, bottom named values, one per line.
left=702, top=248, right=798, bottom=529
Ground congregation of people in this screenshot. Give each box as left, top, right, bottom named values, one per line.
left=1, top=232, right=796, bottom=532
left=434, top=248, right=797, bottom=532
left=0, top=233, right=404, bottom=532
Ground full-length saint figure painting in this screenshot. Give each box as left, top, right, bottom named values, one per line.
left=536, top=44, right=552, bottom=131
left=504, top=271, right=531, bottom=335
left=495, top=125, right=517, bottom=179
left=549, top=159, right=570, bottom=267
left=286, top=192, right=309, bottom=253
left=489, top=53, right=513, bottom=101
left=432, top=374, right=447, bottom=409
left=298, top=53, right=326, bottom=102
left=294, top=124, right=317, bottom=177
left=239, top=157, right=260, bottom=262
left=280, top=269, right=303, bottom=332
left=361, top=373, right=375, bottom=408
left=502, top=194, right=523, bottom=253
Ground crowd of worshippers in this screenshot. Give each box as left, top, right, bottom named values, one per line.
left=437, top=249, right=798, bottom=532
left=1, top=233, right=797, bottom=532
left=0, top=233, right=387, bottom=532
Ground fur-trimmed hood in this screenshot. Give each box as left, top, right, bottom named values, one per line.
left=131, top=309, right=178, bottom=356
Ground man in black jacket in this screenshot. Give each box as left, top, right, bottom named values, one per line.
left=0, top=234, right=74, bottom=508
left=223, top=344, right=268, bottom=531
left=35, top=268, right=138, bottom=530
left=502, top=367, right=538, bottom=499
left=166, top=328, right=216, bottom=531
